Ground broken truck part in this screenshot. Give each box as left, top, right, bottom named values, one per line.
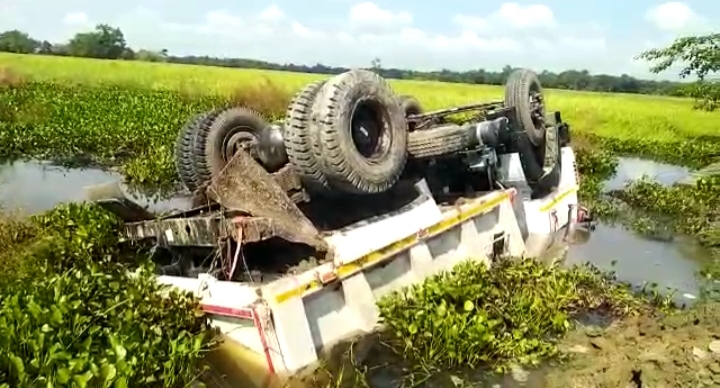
left=87, top=68, right=590, bottom=382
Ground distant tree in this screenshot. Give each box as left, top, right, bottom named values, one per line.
left=121, top=47, right=136, bottom=60
left=0, top=30, right=39, bottom=53
left=0, top=27, right=696, bottom=98
left=38, top=40, right=54, bottom=54
left=135, top=49, right=167, bottom=62
left=67, top=24, right=127, bottom=59
left=637, top=33, right=720, bottom=111
left=50, top=43, right=69, bottom=56
left=500, top=65, right=514, bottom=83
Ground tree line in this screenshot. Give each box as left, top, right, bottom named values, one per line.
left=0, top=24, right=714, bottom=101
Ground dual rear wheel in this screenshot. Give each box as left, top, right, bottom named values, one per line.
left=174, top=107, right=272, bottom=193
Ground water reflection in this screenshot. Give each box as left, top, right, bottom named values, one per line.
left=566, top=222, right=708, bottom=303
left=0, top=160, right=190, bottom=214
left=603, top=157, right=691, bottom=191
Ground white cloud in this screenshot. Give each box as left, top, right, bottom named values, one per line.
left=205, top=11, right=242, bottom=28
left=63, top=12, right=88, bottom=26
left=348, top=2, right=412, bottom=27
left=492, top=3, right=556, bottom=29
left=558, top=36, right=606, bottom=51
left=291, top=22, right=311, bottom=37
left=645, top=2, right=698, bottom=30
left=0, top=0, right=656, bottom=76
left=144, top=2, right=611, bottom=72
left=452, top=15, right=490, bottom=34
left=258, top=5, right=285, bottom=23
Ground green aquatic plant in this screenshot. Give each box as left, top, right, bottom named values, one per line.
left=579, top=133, right=720, bottom=169
left=0, top=261, right=216, bottom=388
left=376, top=258, right=661, bottom=373
left=0, top=81, right=290, bottom=187
left=0, top=203, right=216, bottom=388
left=0, top=211, right=41, bottom=294
left=575, top=146, right=618, bottom=201
left=618, top=176, right=720, bottom=244
left=616, top=175, right=720, bottom=297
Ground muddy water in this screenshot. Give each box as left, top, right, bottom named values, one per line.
left=603, top=157, right=691, bottom=191
left=201, top=339, right=285, bottom=388
left=0, top=160, right=190, bottom=214
left=566, top=224, right=708, bottom=302
left=571, top=157, right=708, bottom=303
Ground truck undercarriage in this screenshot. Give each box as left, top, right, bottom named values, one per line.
left=88, top=68, right=575, bottom=283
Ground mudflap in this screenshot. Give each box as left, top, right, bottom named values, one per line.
left=513, top=113, right=563, bottom=200
left=206, top=150, right=329, bottom=255
left=85, top=182, right=156, bottom=222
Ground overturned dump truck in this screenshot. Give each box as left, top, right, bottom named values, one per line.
left=88, top=68, right=592, bottom=382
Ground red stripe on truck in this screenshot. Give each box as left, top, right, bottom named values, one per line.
left=201, top=303, right=277, bottom=374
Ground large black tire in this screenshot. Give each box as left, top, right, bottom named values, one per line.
left=192, top=107, right=269, bottom=187
left=310, top=70, right=408, bottom=195
left=175, top=112, right=213, bottom=192
left=407, top=125, right=468, bottom=159
left=505, top=69, right=546, bottom=147
left=284, top=80, right=330, bottom=193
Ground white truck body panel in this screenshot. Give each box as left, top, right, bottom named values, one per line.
left=158, top=147, right=580, bottom=383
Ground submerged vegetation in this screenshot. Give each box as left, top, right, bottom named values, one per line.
left=0, top=31, right=719, bottom=387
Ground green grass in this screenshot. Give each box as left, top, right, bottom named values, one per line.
left=2, top=52, right=717, bottom=143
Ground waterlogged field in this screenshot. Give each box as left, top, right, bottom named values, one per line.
left=1, top=52, right=720, bottom=387
left=2, top=52, right=719, bottom=191
left=3, top=52, right=718, bottom=143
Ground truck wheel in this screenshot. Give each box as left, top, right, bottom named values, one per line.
left=311, top=69, right=408, bottom=195
left=398, top=95, right=423, bottom=116
left=175, top=112, right=213, bottom=192
left=505, top=69, right=546, bottom=147
left=193, top=107, right=269, bottom=186
left=407, top=125, right=469, bottom=159
left=398, top=95, right=423, bottom=131
left=284, top=80, right=331, bottom=193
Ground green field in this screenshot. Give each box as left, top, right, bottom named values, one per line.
left=2, top=52, right=717, bottom=145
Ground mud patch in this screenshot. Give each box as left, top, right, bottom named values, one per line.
left=546, top=303, right=720, bottom=388
left=0, top=160, right=190, bottom=214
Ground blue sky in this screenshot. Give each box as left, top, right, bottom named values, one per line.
left=1, top=1, right=717, bottom=79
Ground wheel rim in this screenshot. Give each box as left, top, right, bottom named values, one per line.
left=223, top=126, right=258, bottom=162
left=350, top=99, right=391, bottom=162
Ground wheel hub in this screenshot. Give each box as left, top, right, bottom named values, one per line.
left=223, top=128, right=258, bottom=162
left=351, top=101, right=387, bottom=160
left=353, top=124, right=372, bottom=146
